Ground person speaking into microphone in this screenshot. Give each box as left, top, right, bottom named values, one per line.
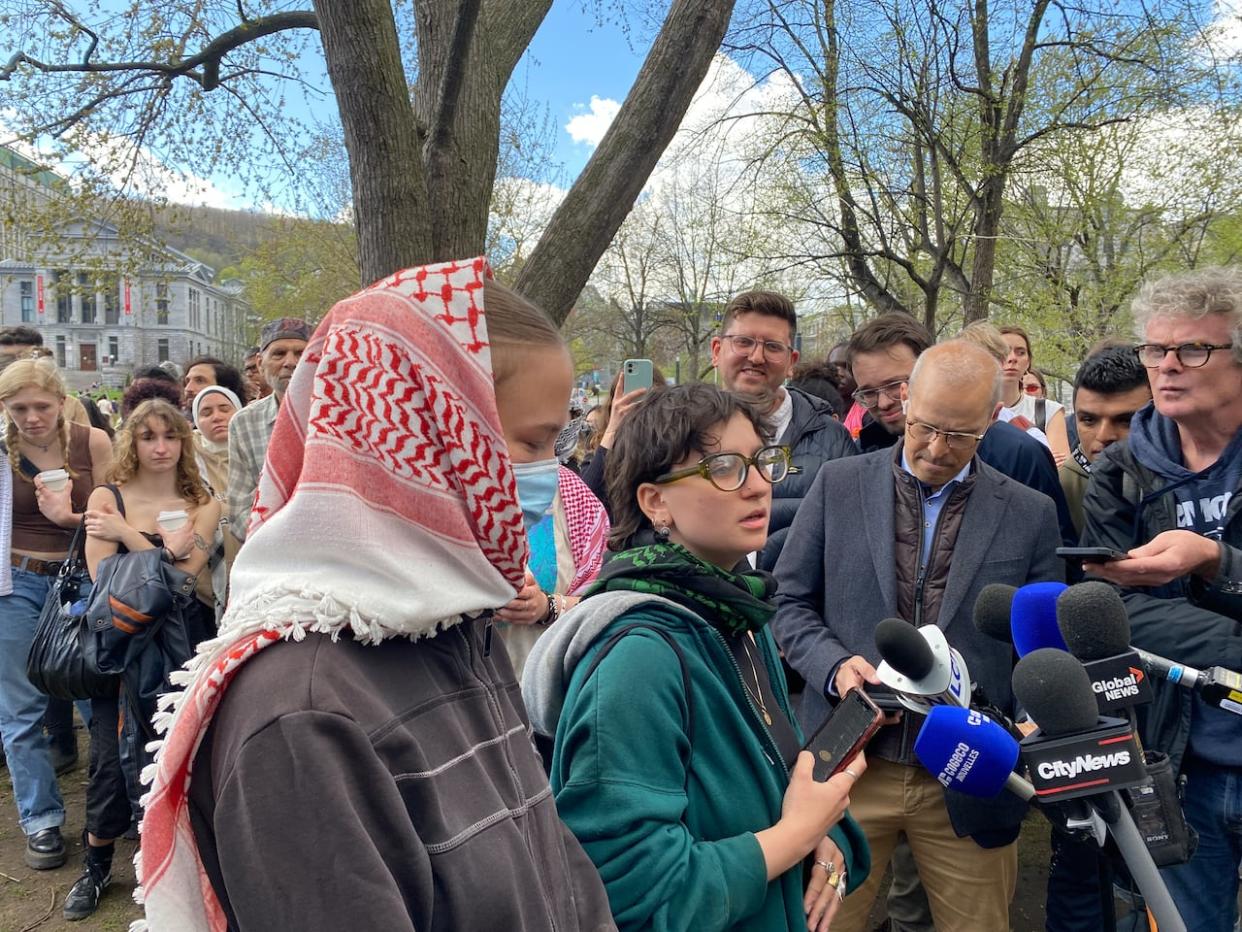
left=1078, top=268, right=1242, bottom=932
left=771, top=342, right=1063, bottom=932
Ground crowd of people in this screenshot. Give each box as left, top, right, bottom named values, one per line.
left=0, top=258, right=1238, bottom=932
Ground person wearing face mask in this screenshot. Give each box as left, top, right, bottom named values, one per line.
left=496, top=456, right=609, bottom=683
left=134, top=262, right=614, bottom=932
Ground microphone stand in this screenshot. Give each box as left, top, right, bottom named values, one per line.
left=1091, top=792, right=1185, bottom=932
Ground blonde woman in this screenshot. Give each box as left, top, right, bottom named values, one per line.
left=0, top=360, right=111, bottom=871
left=70, top=399, right=219, bottom=920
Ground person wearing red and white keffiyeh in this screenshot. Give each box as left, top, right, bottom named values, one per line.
left=132, top=258, right=615, bottom=932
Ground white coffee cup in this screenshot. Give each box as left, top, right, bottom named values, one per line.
left=157, top=509, right=189, bottom=532
left=37, top=469, right=69, bottom=493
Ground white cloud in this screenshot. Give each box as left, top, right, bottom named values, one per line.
left=1209, top=1, right=1242, bottom=57
left=565, top=96, right=621, bottom=146
left=0, top=110, right=251, bottom=211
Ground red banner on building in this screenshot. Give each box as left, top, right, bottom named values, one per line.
left=36, top=275, right=44, bottom=314
left=123, top=280, right=132, bottom=315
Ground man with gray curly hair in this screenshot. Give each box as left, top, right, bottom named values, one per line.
left=1081, top=266, right=1242, bottom=932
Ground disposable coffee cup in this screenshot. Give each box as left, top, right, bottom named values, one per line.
left=37, top=469, right=69, bottom=493
left=157, top=509, right=189, bottom=532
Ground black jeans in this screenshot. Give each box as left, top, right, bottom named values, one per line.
left=85, top=695, right=136, bottom=841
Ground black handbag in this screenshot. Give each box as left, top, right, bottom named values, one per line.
left=25, top=522, right=120, bottom=700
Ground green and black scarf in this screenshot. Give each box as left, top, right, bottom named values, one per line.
left=585, top=542, right=777, bottom=636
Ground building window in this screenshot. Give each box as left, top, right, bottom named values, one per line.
left=188, top=288, right=201, bottom=331
left=54, top=270, right=71, bottom=323
left=108, top=336, right=119, bottom=364
left=156, top=282, right=169, bottom=325
left=157, top=338, right=170, bottom=363
left=103, top=278, right=119, bottom=324
left=19, top=280, right=35, bottom=323
left=55, top=335, right=66, bottom=369
left=78, top=272, right=96, bottom=324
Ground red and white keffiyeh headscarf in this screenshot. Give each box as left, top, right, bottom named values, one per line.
left=133, top=258, right=529, bottom=931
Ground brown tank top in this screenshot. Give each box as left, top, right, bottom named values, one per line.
left=11, top=421, right=95, bottom=554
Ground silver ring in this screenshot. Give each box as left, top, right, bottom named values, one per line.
left=843, top=767, right=860, bottom=781
left=814, top=858, right=832, bottom=873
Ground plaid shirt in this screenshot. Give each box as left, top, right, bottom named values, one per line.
left=226, top=393, right=279, bottom=542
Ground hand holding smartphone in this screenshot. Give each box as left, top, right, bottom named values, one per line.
left=621, top=358, right=654, bottom=392
left=802, top=688, right=883, bottom=782
left=1056, top=546, right=1129, bottom=563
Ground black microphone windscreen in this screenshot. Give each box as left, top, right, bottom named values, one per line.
left=974, top=583, right=1017, bottom=643
left=875, top=618, right=934, bottom=680
left=1012, top=648, right=1098, bottom=736
left=1056, top=581, right=1131, bottom=661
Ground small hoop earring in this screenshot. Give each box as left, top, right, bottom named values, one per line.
left=655, top=523, right=671, bottom=542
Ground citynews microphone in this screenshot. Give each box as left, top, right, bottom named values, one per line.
left=913, top=705, right=1033, bottom=802
left=1011, top=648, right=1147, bottom=800
left=1009, top=581, right=1069, bottom=657
left=874, top=619, right=971, bottom=714
left=1057, top=581, right=1242, bottom=718
left=1013, top=647, right=1187, bottom=932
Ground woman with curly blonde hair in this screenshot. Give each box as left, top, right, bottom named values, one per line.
left=68, top=399, right=218, bottom=920
left=0, top=359, right=111, bottom=873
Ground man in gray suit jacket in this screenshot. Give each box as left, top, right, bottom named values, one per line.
left=772, top=341, right=1062, bottom=932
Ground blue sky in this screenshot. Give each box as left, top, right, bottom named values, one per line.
left=524, top=3, right=645, bottom=175
left=209, top=3, right=650, bottom=209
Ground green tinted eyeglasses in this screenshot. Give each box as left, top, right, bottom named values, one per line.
left=654, top=445, right=791, bottom=492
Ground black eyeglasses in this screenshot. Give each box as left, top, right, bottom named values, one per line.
left=719, top=334, right=793, bottom=361
left=905, top=417, right=986, bottom=451
left=852, top=377, right=909, bottom=408
left=654, top=445, right=791, bottom=492
left=1134, top=343, right=1233, bottom=368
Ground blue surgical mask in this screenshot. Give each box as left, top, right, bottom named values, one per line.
left=512, top=458, right=559, bottom=529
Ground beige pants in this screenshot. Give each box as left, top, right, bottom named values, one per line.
left=833, top=757, right=1018, bottom=932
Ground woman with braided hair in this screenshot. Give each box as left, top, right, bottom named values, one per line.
left=0, top=359, right=111, bottom=871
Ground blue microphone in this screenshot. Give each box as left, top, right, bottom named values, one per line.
left=1010, top=581, right=1069, bottom=657
left=914, top=705, right=1033, bottom=800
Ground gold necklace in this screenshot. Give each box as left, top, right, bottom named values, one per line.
left=739, top=637, right=773, bottom=726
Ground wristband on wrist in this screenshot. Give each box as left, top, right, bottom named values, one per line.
left=539, top=592, right=559, bottom=627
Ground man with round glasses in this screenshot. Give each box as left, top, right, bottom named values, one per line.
left=1081, top=266, right=1242, bottom=932
left=709, top=290, right=856, bottom=570
left=772, top=341, right=1062, bottom=932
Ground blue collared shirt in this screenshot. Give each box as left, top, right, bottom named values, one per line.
left=900, top=452, right=972, bottom=574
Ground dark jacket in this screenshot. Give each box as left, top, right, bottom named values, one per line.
left=523, top=591, right=869, bottom=932
left=858, top=418, right=1075, bottom=546
left=1080, top=437, right=1242, bottom=772
left=188, top=621, right=615, bottom=932
left=772, top=450, right=1063, bottom=748
left=979, top=421, right=1078, bottom=547
left=759, top=387, right=857, bottom=570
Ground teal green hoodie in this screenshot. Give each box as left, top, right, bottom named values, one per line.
left=522, top=591, right=870, bottom=932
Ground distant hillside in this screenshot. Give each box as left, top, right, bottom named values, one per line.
left=152, top=203, right=283, bottom=275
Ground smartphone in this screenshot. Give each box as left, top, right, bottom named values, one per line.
left=803, top=687, right=884, bottom=782
left=863, top=686, right=904, bottom=713
left=1056, top=546, right=1130, bottom=563
left=621, top=358, right=654, bottom=393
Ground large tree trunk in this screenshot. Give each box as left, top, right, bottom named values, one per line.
left=515, top=0, right=737, bottom=324
left=314, top=0, right=432, bottom=285
left=413, top=0, right=552, bottom=262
